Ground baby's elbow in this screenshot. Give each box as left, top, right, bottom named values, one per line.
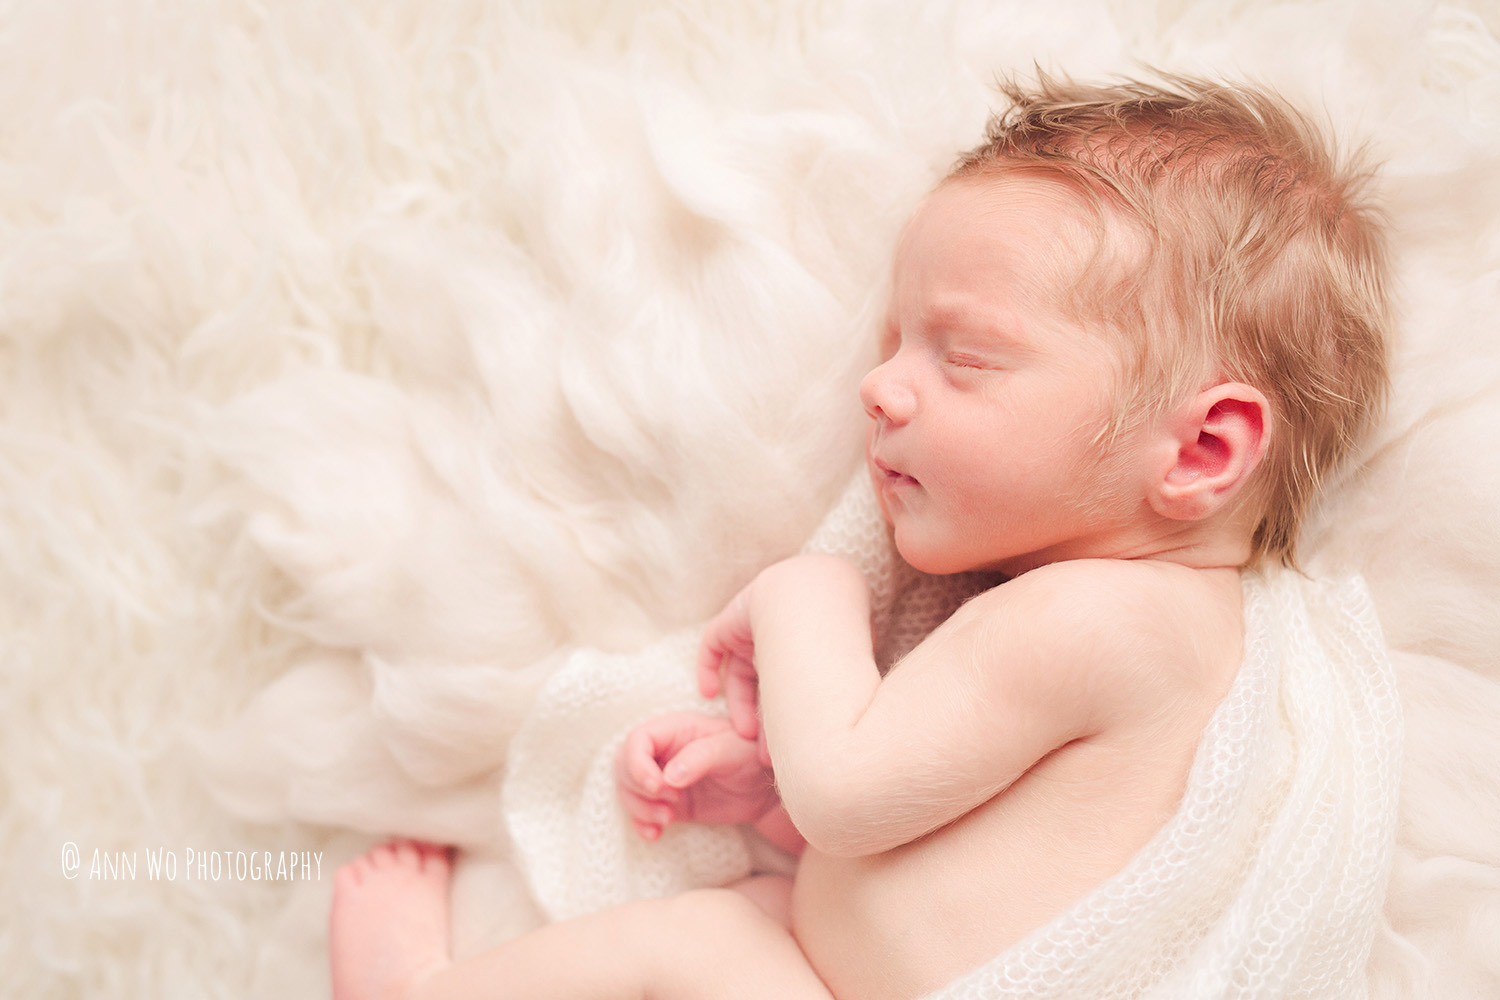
left=782, top=774, right=898, bottom=858
left=791, top=815, right=881, bottom=858
left=801, top=826, right=889, bottom=859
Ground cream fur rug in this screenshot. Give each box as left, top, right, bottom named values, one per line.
left=4, top=1, right=1498, bottom=997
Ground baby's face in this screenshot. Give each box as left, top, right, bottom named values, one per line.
left=861, top=175, right=1140, bottom=576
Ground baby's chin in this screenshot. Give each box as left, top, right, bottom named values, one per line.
left=891, top=528, right=968, bottom=576
left=869, top=469, right=1000, bottom=575
left=889, top=520, right=1018, bottom=577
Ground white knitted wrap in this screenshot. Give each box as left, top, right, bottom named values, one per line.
left=928, top=570, right=1401, bottom=999
left=502, top=475, right=1401, bottom=998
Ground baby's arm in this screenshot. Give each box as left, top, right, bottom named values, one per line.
left=703, top=555, right=1149, bottom=857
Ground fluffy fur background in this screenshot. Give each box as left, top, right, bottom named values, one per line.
left=3, top=1, right=1498, bottom=997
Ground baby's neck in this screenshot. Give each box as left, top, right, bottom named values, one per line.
left=1113, top=528, right=1254, bottom=571
left=995, top=519, right=1255, bottom=578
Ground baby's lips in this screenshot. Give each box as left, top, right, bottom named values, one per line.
left=873, top=457, right=920, bottom=488
left=872, top=455, right=916, bottom=483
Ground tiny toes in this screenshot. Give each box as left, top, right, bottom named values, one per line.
left=367, top=842, right=399, bottom=868
left=328, top=839, right=455, bottom=1000
left=416, top=842, right=452, bottom=874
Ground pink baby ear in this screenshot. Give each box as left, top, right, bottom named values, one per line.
left=1157, top=385, right=1269, bottom=519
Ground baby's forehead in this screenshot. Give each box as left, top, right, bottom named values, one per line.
left=890, top=173, right=1135, bottom=317
left=912, top=172, right=1093, bottom=232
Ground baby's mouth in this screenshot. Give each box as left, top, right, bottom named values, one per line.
left=874, top=458, right=919, bottom=488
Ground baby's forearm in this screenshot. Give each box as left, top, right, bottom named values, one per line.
left=749, top=555, right=883, bottom=852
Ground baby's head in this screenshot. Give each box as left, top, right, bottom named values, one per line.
left=865, top=75, right=1391, bottom=574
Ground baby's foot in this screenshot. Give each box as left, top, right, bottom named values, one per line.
left=330, top=840, right=454, bottom=1000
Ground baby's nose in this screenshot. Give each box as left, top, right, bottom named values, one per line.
left=859, top=361, right=915, bottom=424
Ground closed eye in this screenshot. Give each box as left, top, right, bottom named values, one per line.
left=946, top=353, right=990, bottom=369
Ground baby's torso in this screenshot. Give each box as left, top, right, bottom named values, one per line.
left=790, top=565, right=1245, bottom=1000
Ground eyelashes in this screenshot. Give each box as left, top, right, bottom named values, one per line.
left=880, top=325, right=1003, bottom=373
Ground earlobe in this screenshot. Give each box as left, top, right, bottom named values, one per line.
left=1152, top=383, right=1270, bottom=521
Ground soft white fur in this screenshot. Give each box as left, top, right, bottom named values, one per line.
left=3, top=1, right=1498, bottom=997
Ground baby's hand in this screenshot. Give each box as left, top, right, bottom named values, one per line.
left=697, top=582, right=762, bottom=744
left=615, top=712, right=778, bottom=841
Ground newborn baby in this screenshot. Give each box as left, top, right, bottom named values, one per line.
left=329, top=73, right=1393, bottom=1000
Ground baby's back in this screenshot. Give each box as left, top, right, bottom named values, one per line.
left=789, top=561, right=1245, bottom=1000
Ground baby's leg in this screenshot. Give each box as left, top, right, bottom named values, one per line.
left=330, top=841, right=834, bottom=1000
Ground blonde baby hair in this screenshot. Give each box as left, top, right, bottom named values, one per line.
left=949, top=73, right=1392, bottom=566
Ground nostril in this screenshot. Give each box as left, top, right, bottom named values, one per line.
left=858, top=371, right=885, bottom=418
left=860, top=364, right=914, bottom=425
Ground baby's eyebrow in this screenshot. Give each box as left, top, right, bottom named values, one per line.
left=922, top=301, right=1031, bottom=350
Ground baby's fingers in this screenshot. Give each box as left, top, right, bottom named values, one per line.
left=697, top=644, right=725, bottom=700
left=616, top=729, right=679, bottom=802
left=698, top=584, right=755, bottom=699
left=619, top=787, right=677, bottom=841
left=724, top=662, right=761, bottom=741
left=661, top=726, right=755, bottom=789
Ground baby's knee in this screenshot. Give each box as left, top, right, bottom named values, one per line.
left=649, top=888, right=825, bottom=999
left=659, top=886, right=779, bottom=945
left=727, top=874, right=795, bottom=927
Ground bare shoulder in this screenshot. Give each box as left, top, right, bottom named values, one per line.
left=956, top=555, right=1232, bottom=621
left=981, top=558, right=1239, bottom=624
left=947, top=559, right=1245, bottom=722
